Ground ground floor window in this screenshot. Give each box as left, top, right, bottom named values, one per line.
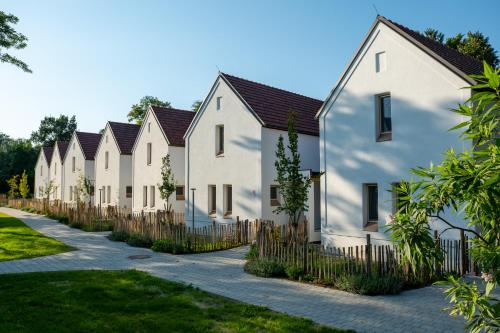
left=150, top=186, right=155, bottom=208
left=208, top=185, right=216, bottom=216
left=107, top=186, right=111, bottom=204
left=126, top=186, right=132, bottom=198
left=143, top=186, right=147, bottom=207
left=363, top=183, right=378, bottom=231
left=224, top=185, right=232, bottom=217
left=176, top=186, right=185, bottom=200
left=69, top=186, right=73, bottom=201
left=270, top=185, right=280, bottom=206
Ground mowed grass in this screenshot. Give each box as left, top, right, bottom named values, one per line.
left=0, top=212, right=73, bottom=261
left=0, top=270, right=352, bottom=333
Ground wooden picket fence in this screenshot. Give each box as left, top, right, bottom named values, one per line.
left=0, top=194, right=7, bottom=206
left=256, top=221, right=475, bottom=282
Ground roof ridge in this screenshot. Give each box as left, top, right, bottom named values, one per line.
left=151, top=105, right=193, bottom=113
left=221, top=72, right=323, bottom=103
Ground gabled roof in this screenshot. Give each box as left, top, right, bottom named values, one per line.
left=56, top=141, right=69, bottom=161
left=108, top=122, right=140, bottom=155
left=221, top=73, right=323, bottom=136
left=75, top=131, right=102, bottom=160
left=42, top=146, right=54, bottom=164
left=151, top=106, right=195, bottom=147
left=316, top=16, right=482, bottom=119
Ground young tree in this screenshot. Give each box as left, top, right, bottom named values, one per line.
left=274, top=112, right=311, bottom=229
left=127, top=96, right=171, bottom=125
left=0, top=11, right=31, bottom=73
left=157, top=154, right=176, bottom=214
left=76, top=173, right=94, bottom=206
left=19, top=170, right=30, bottom=199
left=388, top=63, right=499, bottom=332
left=6, top=175, right=19, bottom=199
left=30, top=115, right=77, bottom=147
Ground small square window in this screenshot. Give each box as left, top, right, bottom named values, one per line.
left=216, top=96, right=222, bottom=111
left=376, top=94, right=392, bottom=142
left=126, top=186, right=132, bottom=198
left=270, top=185, right=280, bottom=206
left=176, top=186, right=185, bottom=200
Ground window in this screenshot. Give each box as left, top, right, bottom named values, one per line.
left=375, top=51, right=387, bottom=73
left=216, top=96, right=222, bottom=111
left=216, top=125, right=224, bottom=156
left=224, top=185, right=232, bottom=217
left=126, top=186, right=132, bottom=198
left=105, top=135, right=108, bottom=143
left=143, top=186, right=148, bottom=207
left=73, top=143, right=75, bottom=150
left=147, top=143, right=152, bottom=165
left=69, top=186, right=73, bottom=201
left=376, top=94, right=392, bottom=141
left=363, top=183, right=378, bottom=231
left=105, top=151, right=109, bottom=169
left=148, top=122, right=151, bottom=133
left=270, top=185, right=280, bottom=206
left=107, top=186, right=111, bottom=204
left=55, top=163, right=57, bottom=175
left=72, top=156, right=76, bottom=172
left=40, top=165, right=43, bottom=176
left=150, top=186, right=155, bottom=208
left=208, top=185, right=216, bottom=216
left=102, top=186, right=106, bottom=203
left=176, top=186, right=185, bottom=200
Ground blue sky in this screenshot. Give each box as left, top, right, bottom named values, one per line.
left=1, top=0, right=499, bottom=139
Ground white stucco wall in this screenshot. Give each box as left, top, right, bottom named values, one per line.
left=34, top=151, right=50, bottom=199
left=63, top=134, right=94, bottom=204
left=185, top=78, right=262, bottom=225
left=319, top=22, right=471, bottom=247
left=132, top=110, right=185, bottom=213
left=49, top=145, right=64, bottom=201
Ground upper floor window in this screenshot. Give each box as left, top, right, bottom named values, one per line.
left=148, top=122, right=151, bottom=133
left=73, top=142, right=75, bottom=150
left=105, top=135, right=108, bottom=143
left=40, top=165, right=43, bottom=176
left=375, top=51, right=387, bottom=73
left=216, top=125, right=224, bottom=156
left=55, top=163, right=57, bottom=175
left=376, top=94, right=392, bottom=142
left=72, top=156, right=76, bottom=172
left=105, top=151, right=109, bottom=169
left=216, top=96, right=222, bottom=111
left=147, top=143, right=152, bottom=165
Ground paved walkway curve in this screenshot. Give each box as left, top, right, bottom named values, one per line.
left=0, top=207, right=465, bottom=333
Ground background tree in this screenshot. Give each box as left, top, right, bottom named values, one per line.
left=127, top=96, right=171, bottom=125
left=6, top=175, right=19, bottom=199
left=422, top=28, right=498, bottom=67
left=19, top=170, right=30, bottom=199
left=0, top=11, right=31, bottom=73
left=157, top=154, right=176, bottom=215
left=274, top=112, right=311, bottom=230
left=191, top=100, right=203, bottom=112
left=0, top=136, right=37, bottom=194
left=30, top=115, right=77, bottom=147
left=388, top=63, right=499, bottom=332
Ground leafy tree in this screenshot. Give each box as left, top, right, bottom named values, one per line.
left=6, top=175, right=19, bottom=199
left=191, top=100, right=203, bottom=112
left=274, top=112, right=311, bottom=229
left=127, top=96, right=171, bottom=125
left=157, top=154, right=176, bottom=214
left=0, top=136, right=38, bottom=194
left=19, top=170, right=30, bottom=198
left=421, top=28, right=498, bottom=67
left=0, top=11, right=31, bottom=73
left=76, top=173, right=94, bottom=206
left=389, top=63, right=499, bottom=332
left=40, top=180, right=54, bottom=202
left=30, top=115, right=77, bottom=147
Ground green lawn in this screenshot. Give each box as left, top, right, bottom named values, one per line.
left=0, top=270, right=352, bottom=333
left=0, top=212, right=73, bottom=261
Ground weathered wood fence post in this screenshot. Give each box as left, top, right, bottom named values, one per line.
left=366, top=234, right=372, bottom=275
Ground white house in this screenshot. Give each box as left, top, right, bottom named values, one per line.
left=184, top=73, right=323, bottom=240
left=48, top=141, right=69, bottom=201
left=94, top=121, right=140, bottom=210
left=132, top=106, right=195, bottom=213
left=34, top=146, right=53, bottom=199
left=63, top=131, right=102, bottom=205
left=316, top=16, right=482, bottom=247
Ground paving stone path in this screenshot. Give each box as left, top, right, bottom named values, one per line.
left=0, top=207, right=466, bottom=333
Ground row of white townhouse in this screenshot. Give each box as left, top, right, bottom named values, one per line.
left=34, top=16, right=482, bottom=246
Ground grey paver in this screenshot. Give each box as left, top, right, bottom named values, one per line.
left=0, top=207, right=466, bottom=333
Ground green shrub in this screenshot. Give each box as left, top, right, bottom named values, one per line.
left=58, top=216, right=69, bottom=224
left=285, top=264, right=304, bottom=280
left=244, top=259, right=285, bottom=278
left=245, top=244, right=259, bottom=260
left=334, top=274, right=403, bottom=295
left=107, top=230, right=130, bottom=242
left=152, top=239, right=192, bottom=254
left=126, top=234, right=153, bottom=248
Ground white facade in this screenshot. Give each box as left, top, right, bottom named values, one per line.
left=48, top=144, right=65, bottom=201
left=34, top=149, right=51, bottom=199
left=94, top=123, right=134, bottom=209
left=185, top=75, right=321, bottom=240
left=63, top=133, right=96, bottom=205
left=132, top=109, right=186, bottom=213
left=317, top=18, right=472, bottom=247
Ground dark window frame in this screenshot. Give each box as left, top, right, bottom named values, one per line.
left=376, top=93, right=392, bottom=142
left=363, top=183, right=379, bottom=231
